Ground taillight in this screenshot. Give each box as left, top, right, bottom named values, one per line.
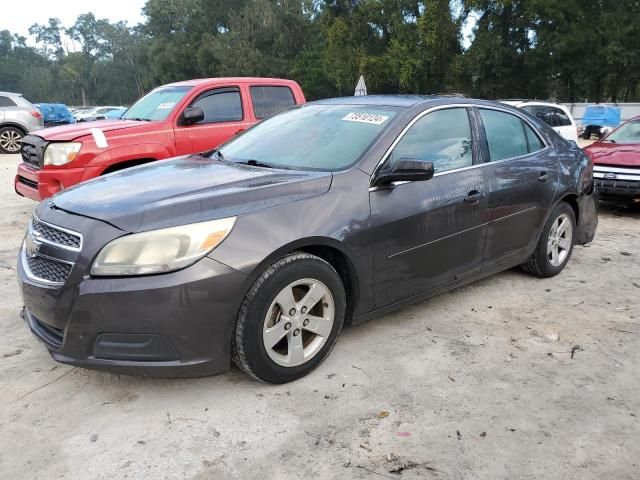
left=31, top=110, right=43, bottom=119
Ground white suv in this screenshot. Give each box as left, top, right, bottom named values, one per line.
left=500, top=101, right=579, bottom=143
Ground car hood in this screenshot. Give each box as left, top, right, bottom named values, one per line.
left=585, top=143, right=640, bottom=167
left=34, top=119, right=152, bottom=142
left=52, top=156, right=333, bottom=232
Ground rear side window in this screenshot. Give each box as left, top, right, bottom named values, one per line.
left=390, top=107, right=473, bottom=173
left=480, top=109, right=529, bottom=161
left=0, top=96, right=17, bottom=107
left=191, top=88, right=243, bottom=124
left=550, top=107, right=572, bottom=126
left=250, top=86, right=295, bottom=119
left=523, top=123, right=544, bottom=152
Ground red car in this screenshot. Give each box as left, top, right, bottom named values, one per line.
left=585, top=115, right=640, bottom=207
left=15, top=77, right=305, bottom=201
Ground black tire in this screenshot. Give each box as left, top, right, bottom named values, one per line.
left=521, top=202, right=576, bottom=278
left=0, top=126, right=25, bottom=154
left=231, top=252, right=346, bottom=384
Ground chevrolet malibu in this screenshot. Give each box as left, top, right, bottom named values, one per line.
left=18, top=96, right=598, bottom=383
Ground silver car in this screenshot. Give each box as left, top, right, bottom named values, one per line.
left=0, top=92, right=44, bottom=154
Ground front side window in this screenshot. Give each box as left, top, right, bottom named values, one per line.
left=480, top=109, right=530, bottom=161
left=607, top=120, right=640, bottom=144
left=122, top=86, right=191, bottom=121
left=389, top=108, right=473, bottom=173
left=191, top=88, right=243, bottom=124
left=250, top=86, right=295, bottom=119
left=218, top=104, right=398, bottom=171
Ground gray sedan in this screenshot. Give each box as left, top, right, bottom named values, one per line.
left=17, top=95, right=598, bottom=383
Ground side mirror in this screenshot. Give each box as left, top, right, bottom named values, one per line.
left=181, top=107, right=204, bottom=125
left=374, top=158, right=435, bottom=187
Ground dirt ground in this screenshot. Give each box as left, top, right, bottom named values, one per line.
left=1, top=152, right=638, bottom=480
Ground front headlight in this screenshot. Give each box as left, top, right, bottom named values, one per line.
left=91, top=217, right=236, bottom=276
left=44, top=142, right=82, bottom=166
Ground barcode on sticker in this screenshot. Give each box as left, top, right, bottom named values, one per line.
left=342, top=112, right=389, bottom=125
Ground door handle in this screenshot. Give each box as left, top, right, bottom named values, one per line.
left=235, top=128, right=245, bottom=135
left=464, top=190, right=484, bottom=205
left=538, top=172, right=549, bottom=183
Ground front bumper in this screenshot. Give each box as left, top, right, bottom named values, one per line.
left=18, top=220, right=248, bottom=377
left=593, top=165, right=640, bottom=201
left=15, top=163, right=87, bottom=201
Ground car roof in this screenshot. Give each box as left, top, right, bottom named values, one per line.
left=0, top=91, right=22, bottom=97
left=311, top=95, right=524, bottom=110
left=165, top=77, right=300, bottom=88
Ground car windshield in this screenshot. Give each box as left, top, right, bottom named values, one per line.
left=121, top=86, right=191, bottom=121
left=218, top=104, right=399, bottom=171
left=606, top=120, right=640, bottom=144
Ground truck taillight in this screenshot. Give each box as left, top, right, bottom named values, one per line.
left=31, top=110, right=43, bottom=119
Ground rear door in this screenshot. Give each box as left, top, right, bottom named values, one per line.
left=248, top=85, right=297, bottom=120
left=370, top=106, right=490, bottom=308
left=173, top=86, right=252, bottom=155
left=477, top=107, right=557, bottom=266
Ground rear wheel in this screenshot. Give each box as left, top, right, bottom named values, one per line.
left=521, top=202, right=576, bottom=278
left=0, top=126, right=25, bottom=154
left=232, top=252, right=346, bottom=384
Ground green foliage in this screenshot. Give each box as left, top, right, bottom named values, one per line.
left=1, top=0, right=639, bottom=105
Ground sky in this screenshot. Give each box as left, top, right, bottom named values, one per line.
left=2, top=0, right=147, bottom=43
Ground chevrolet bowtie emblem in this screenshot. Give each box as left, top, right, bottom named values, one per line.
left=25, top=231, right=43, bottom=258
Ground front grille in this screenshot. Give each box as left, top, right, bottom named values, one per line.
left=28, top=311, right=64, bottom=349
left=17, top=175, right=38, bottom=189
left=20, top=138, right=42, bottom=170
left=595, top=178, right=640, bottom=191
left=32, top=217, right=81, bottom=249
left=26, top=255, right=72, bottom=283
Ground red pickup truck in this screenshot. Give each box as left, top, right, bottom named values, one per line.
left=15, top=77, right=305, bottom=200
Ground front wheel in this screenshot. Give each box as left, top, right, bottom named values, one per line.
left=0, top=126, right=25, bottom=154
left=521, top=202, right=576, bottom=278
left=232, top=252, right=346, bottom=383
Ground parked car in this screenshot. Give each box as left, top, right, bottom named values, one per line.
left=34, top=104, right=75, bottom=128
left=584, top=116, right=640, bottom=207
left=74, top=106, right=125, bottom=122
left=18, top=96, right=598, bottom=383
left=104, top=107, right=128, bottom=119
left=15, top=77, right=306, bottom=200
left=501, top=100, right=579, bottom=143
left=0, top=91, right=44, bottom=154
left=580, top=104, right=621, bottom=140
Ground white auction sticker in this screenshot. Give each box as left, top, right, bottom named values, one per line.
left=157, top=102, right=175, bottom=109
left=342, top=112, right=389, bottom=125
left=89, top=128, right=109, bottom=148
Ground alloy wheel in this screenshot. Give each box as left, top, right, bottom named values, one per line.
left=547, top=213, right=573, bottom=267
left=0, top=129, right=23, bottom=153
left=262, top=278, right=335, bottom=367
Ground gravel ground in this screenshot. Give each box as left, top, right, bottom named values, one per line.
left=1, top=153, right=638, bottom=480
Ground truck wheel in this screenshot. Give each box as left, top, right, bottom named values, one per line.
left=521, top=202, right=576, bottom=278
left=232, top=252, right=346, bottom=384
left=0, top=126, right=25, bottom=154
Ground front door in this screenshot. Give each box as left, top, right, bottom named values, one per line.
left=174, top=87, right=251, bottom=155
left=477, top=107, right=558, bottom=266
left=370, top=107, right=490, bottom=308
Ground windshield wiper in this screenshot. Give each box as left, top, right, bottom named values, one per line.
left=241, top=159, right=275, bottom=169
left=601, top=138, right=616, bottom=143
left=124, top=117, right=152, bottom=122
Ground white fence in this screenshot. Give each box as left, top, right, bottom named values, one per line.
left=561, top=103, right=640, bottom=123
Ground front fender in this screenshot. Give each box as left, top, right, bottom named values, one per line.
left=88, top=143, right=173, bottom=169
